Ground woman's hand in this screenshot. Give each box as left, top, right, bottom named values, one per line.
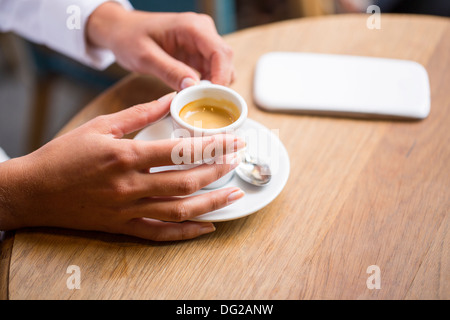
left=87, top=3, right=235, bottom=90
left=0, top=93, right=245, bottom=241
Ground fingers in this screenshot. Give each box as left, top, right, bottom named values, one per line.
left=118, top=153, right=241, bottom=201
left=139, top=14, right=234, bottom=89
left=136, top=153, right=241, bottom=197
left=92, top=91, right=176, bottom=138
left=130, top=187, right=245, bottom=222
left=116, top=186, right=245, bottom=241
left=196, top=28, right=234, bottom=85
left=139, top=39, right=200, bottom=91
left=208, top=45, right=235, bottom=86
left=121, top=219, right=216, bottom=241
left=132, top=133, right=246, bottom=169
left=182, top=14, right=234, bottom=86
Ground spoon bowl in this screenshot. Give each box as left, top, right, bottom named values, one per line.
left=235, top=152, right=272, bottom=186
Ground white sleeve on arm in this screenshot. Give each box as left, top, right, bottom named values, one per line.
left=0, top=0, right=133, bottom=70
left=0, top=147, right=9, bottom=163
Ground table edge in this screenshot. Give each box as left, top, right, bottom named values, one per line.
left=0, top=231, right=14, bottom=300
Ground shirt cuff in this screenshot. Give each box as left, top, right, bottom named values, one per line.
left=40, top=0, right=133, bottom=70
left=0, top=147, right=10, bottom=163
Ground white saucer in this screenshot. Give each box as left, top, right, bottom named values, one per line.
left=134, top=117, right=290, bottom=222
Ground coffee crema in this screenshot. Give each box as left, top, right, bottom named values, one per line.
left=179, top=98, right=240, bottom=129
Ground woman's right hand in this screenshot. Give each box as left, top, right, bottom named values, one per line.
left=0, top=92, right=245, bottom=241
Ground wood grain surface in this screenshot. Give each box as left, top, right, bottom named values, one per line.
left=2, top=14, right=449, bottom=300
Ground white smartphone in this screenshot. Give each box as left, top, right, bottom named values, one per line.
left=253, top=52, right=430, bottom=119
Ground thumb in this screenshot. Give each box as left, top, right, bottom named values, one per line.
left=95, top=92, right=176, bottom=138
left=139, top=41, right=200, bottom=91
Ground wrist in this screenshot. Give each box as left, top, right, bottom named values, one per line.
left=0, top=153, right=45, bottom=230
left=86, top=1, right=130, bottom=50
left=0, top=158, right=26, bottom=230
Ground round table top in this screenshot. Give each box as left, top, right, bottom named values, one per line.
left=2, top=14, right=449, bottom=300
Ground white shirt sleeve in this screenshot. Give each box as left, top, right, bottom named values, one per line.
left=0, top=0, right=133, bottom=160
left=0, top=0, right=133, bottom=70
left=0, top=147, right=9, bottom=163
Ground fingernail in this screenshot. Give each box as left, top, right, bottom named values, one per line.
left=227, top=188, right=245, bottom=205
left=158, top=91, right=177, bottom=103
left=180, top=77, right=198, bottom=90
left=201, top=223, right=216, bottom=234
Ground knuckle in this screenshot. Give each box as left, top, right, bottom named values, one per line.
left=94, top=114, right=109, bottom=124
left=179, top=175, right=199, bottom=195
left=221, top=44, right=233, bottom=58
left=180, top=226, right=195, bottom=241
left=109, top=147, right=136, bottom=170
left=209, top=193, right=222, bottom=212
left=212, top=46, right=233, bottom=62
left=225, top=49, right=233, bottom=60
left=103, top=147, right=121, bottom=165
left=133, top=45, right=153, bottom=71
left=110, top=180, right=133, bottom=202
left=128, top=104, right=151, bottom=124
left=119, top=151, right=134, bottom=167
left=135, top=53, right=149, bottom=71
left=170, top=202, right=189, bottom=222
left=178, top=12, right=198, bottom=28
left=131, top=103, right=149, bottom=115
left=181, top=12, right=215, bottom=32
left=198, top=13, right=215, bottom=25
left=181, top=11, right=198, bottom=19
left=91, top=114, right=123, bottom=136
left=162, top=66, right=181, bottom=84
left=92, top=115, right=111, bottom=130
left=214, top=163, right=228, bottom=181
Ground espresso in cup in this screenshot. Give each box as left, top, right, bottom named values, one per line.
left=179, top=98, right=241, bottom=129
left=170, top=81, right=248, bottom=189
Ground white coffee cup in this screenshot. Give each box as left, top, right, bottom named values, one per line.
left=170, top=81, right=248, bottom=189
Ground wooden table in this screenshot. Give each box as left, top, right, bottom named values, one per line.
left=1, top=14, right=449, bottom=300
